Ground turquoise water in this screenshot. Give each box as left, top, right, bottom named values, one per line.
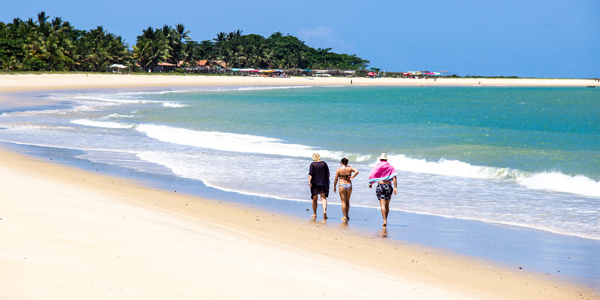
left=0, top=86, right=598, bottom=239
left=146, top=86, right=599, bottom=179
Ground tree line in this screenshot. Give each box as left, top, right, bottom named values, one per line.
left=1, top=12, right=370, bottom=72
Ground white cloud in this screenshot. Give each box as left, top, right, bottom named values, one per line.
left=298, top=26, right=334, bottom=40
left=297, top=26, right=355, bottom=53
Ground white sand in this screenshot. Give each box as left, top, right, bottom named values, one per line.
left=0, top=74, right=597, bottom=93
left=0, top=158, right=488, bottom=300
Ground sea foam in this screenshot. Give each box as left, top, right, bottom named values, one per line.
left=387, top=154, right=600, bottom=197
left=71, top=119, right=134, bottom=129
left=135, top=124, right=369, bottom=161
left=516, top=172, right=600, bottom=197
left=162, top=102, right=189, bottom=108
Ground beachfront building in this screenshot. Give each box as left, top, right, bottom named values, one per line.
left=153, top=62, right=178, bottom=73
left=181, top=60, right=228, bottom=74
left=313, top=70, right=332, bottom=77
left=310, top=70, right=356, bottom=77
left=401, top=71, right=451, bottom=78
left=108, top=64, right=129, bottom=74
left=229, top=69, right=287, bottom=77
left=285, top=69, right=312, bottom=76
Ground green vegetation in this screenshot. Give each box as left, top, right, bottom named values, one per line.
left=0, top=12, right=132, bottom=71
left=1, top=12, right=370, bottom=72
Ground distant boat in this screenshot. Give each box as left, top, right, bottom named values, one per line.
left=587, top=86, right=595, bottom=88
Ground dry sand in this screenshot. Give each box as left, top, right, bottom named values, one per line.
left=0, top=74, right=597, bottom=299
left=0, top=73, right=597, bottom=93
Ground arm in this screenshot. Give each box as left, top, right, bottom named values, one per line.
left=333, top=169, right=339, bottom=192
left=351, top=167, right=359, bottom=181
left=393, top=177, right=398, bottom=194
left=308, top=163, right=313, bottom=187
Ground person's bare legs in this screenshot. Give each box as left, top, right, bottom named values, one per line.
left=320, top=193, right=328, bottom=219
left=339, top=187, right=351, bottom=220
left=345, top=187, right=352, bottom=220
left=339, top=187, right=347, bottom=220
left=379, top=198, right=390, bottom=226
left=311, top=195, right=318, bottom=219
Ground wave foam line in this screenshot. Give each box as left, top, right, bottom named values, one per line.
left=387, top=154, right=600, bottom=197
left=396, top=208, right=599, bottom=240
left=71, top=119, right=134, bottom=129
left=48, top=85, right=315, bottom=101
left=135, top=124, right=370, bottom=161
left=516, top=172, right=600, bottom=197
left=162, top=102, right=189, bottom=108
left=102, top=114, right=136, bottom=119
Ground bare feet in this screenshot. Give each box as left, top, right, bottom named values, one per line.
left=382, top=221, right=387, bottom=227
left=323, top=213, right=328, bottom=220
left=341, top=217, right=347, bottom=221
left=311, top=214, right=316, bottom=220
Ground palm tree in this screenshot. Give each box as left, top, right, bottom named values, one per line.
left=1, top=12, right=371, bottom=72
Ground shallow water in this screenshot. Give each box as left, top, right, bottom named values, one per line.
left=0, top=86, right=598, bottom=240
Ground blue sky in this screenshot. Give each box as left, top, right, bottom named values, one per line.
left=2, top=0, right=598, bottom=78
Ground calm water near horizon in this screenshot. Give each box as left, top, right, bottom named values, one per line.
left=0, top=85, right=598, bottom=241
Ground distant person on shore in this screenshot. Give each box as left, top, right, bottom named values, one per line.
left=333, top=158, right=359, bottom=221
left=368, top=153, right=398, bottom=226
left=308, top=153, right=330, bottom=219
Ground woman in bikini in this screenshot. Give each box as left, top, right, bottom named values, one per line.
left=333, top=158, right=359, bottom=221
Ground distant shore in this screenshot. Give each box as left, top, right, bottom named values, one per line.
left=0, top=73, right=597, bottom=94
left=0, top=75, right=597, bottom=299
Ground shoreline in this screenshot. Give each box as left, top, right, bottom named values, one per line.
left=1, top=145, right=596, bottom=299
left=5, top=140, right=599, bottom=285
left=0, top=74, right=598, bottom=94
left=0, top=76, right=598, bottom=299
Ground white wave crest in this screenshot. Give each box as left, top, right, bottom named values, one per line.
left=135, top=124, right=366, bottom=160
left=102, top=113, right=136, bottom=119
left=386, top=154, right=600, bottom=197
left=516, top=172, right=600, bottom=197
left=386, top=154, right=516, bottom=179
left=162, top=102, right=189, bottom=108
left=71, top=119, right=134, bottom=129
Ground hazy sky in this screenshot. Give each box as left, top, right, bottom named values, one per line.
left=2, top=0, right=598, bottom=78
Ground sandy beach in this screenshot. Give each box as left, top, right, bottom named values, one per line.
left=0, top=74, right=598, bottom=299
left=0, top=73, right=597, bottom=93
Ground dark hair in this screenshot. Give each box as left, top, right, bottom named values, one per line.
left=341, top=158, right=349, bottom=166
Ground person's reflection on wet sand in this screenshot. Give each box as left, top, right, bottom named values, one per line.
left=379, top=227, right=388, bottom=238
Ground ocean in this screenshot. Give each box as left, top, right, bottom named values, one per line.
left=1, top=85, right=598, bottom=241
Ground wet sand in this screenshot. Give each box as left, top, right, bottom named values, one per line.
left=2, top=148, right=597, bottom=299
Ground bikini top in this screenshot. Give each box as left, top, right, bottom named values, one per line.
left=339, top=167, right=352, bottom=178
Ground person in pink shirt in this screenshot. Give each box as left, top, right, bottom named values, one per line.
left=368, top=153, right=398, bottom=226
